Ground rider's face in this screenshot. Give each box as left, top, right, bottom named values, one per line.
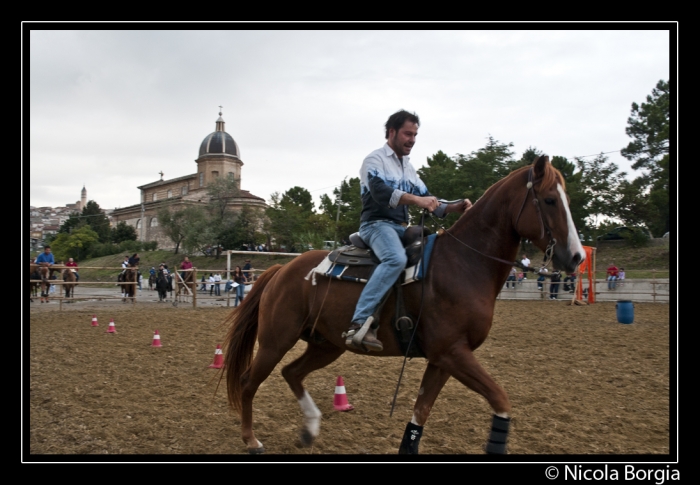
left=388, top=121, right=418, bottom=158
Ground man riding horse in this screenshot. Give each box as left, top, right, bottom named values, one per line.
left=342, top=110, right=471, bottom=352
left=33, top=245, right=56, bottom=303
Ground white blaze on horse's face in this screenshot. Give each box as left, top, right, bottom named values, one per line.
left=557, top=184, right=586, bottom=263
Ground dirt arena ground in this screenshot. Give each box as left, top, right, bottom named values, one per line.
left=26, top=297, right=672, bottom=461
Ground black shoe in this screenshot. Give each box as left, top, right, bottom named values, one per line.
left=343, top=318, right=383, bottom=352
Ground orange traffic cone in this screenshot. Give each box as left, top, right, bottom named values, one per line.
left=91, top=315, right=99, bottom=327
left=208, top=344, right=224, bottom=369
left=106, top=318, right=116, bottom=333
left=151, top=329, right=162, bottom=347
left=333, top=375, right=354, bottom=412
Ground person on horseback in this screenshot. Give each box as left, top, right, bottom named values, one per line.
left=65, top=257, right=79, bottom=281
left=342, top=109, right=471, bottom=352
left=34, top=245, right=55, bottom=266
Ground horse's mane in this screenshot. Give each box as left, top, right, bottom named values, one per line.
left=474, top=159, right=565, bottom=206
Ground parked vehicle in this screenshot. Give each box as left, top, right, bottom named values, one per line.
left=597, top=226, right=652, bottom=241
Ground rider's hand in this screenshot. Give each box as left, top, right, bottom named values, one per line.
left=446, top=199, right=472, bottom=214
left=418, top=196, right=440, bottom=212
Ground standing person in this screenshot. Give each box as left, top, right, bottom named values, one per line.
left=563, top=272, right=577, bottom=293
left=342, top=109, right=471, bottom=352
left=149, top=267, right=156, bottom=290
left=537, top=268, right=548, bottom=297
left=520, top=254, right=531, bottom=280
left=199, top=274, right=207, bottom=291
left=606, top=262, right=619, bottom=290
left=549, top=269, right=561, bottom=300
left=242, top=259, right=252, bottom=282
left=232, top=266, right=247, bottom=307
left=208, top=273, right=215, bottom=296
left=505, top=267, right=517, bottom=289
left=214, top=271, right=222, bottom=296
left=65, top=257, right=79, bottom=281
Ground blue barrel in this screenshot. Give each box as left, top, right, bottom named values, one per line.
left=616, top=300, right=634, bottom=324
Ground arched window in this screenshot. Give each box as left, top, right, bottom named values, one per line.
left=212, top=171, right=219, bottom=178
left=199, top=172, right=204, bottom=187
left=181, top=185, right=188, bottom=196
left=152, top=192, right=157, bottom=202
left=136, top=219, right=142, bottom=230
left=150, top=217, right=158, bottom=227
left=167, top=189, right=172, bottom=198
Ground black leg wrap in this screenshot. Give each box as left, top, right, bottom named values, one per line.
left=398, top=422, right=424, bottom=455
left=485, top=415, right=510, bottom=454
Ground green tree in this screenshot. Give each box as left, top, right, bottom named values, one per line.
left=620, top=79, right=670, bottom=236
left=80, top=200, right=111, bottom=243
left=110, top=221, right=138, bottom=244
left=50, top=225, right=100, bottom=261
left=207, top=175, right=241, bottom=220
left=158, top=205, right=208, bottom=254
left=319, top=177, right=362, bottom=244
left=265, top=187, right=317, bottom=252
left=575, top=154, right=628, bottom=233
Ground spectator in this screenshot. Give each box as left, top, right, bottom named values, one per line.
left=537, top=268, right=548, bottom=296
left=208, top=273, right=216, bottom=296
left=199, top=274, right=207, bottom=291
left=618, top=267, right=626, bottom=287
left=606, top=263, right=619, bottom=290
left=149, top=267, right=156, bottom=290
left=232, top=266, right=247, bottom=307
left=65, top=257, right=79, bottom=281
left=505, top=267, right=517, bottom=289
left=517, top=270, right=524, bottom=284
left=520, top=254, right=531, bottom=280
left=243, top=259, right=252, bottom=281
left=549, top=269, right=561, bottom=300
left=563, top=272, right=577, bottom=293
left=214, top=271, right=222, bottom=296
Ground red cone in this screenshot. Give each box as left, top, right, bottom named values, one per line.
left=208, top=344, right=224, bottom=369
left=151, top=329, right=162, bottom=347
left=91, top=315, right=99, bottom=327
left=106, top=318, right=116, bottom=333
left=333, top=376, right=354, bottom=412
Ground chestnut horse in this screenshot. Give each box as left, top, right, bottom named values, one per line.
left=62, top=268, right=77, bottom=299
left=222, top=156, right=585, bottom=455
left=174, top=269, right=195, bottom=305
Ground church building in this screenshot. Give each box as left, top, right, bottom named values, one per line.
left=110, top=110, right=267, bottom=248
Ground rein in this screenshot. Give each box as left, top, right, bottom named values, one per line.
left=429, top=168, right=557, bottom=276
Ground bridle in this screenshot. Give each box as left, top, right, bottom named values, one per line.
left=429, top=167, right=557, bottom=275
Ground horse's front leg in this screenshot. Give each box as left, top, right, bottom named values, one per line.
left=398, top=362, right=450, bottom=454
left=434, top=344, right=512, bottom=454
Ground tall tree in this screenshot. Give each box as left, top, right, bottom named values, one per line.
left=265, top=187, right=317, bottom=252
left=620, top=79, right=670, bottom=236
left=77, top=201, right=111, bottom=243
left=110, top=221, right=138, bottom=244
left=319, top=177, right=362, bottom=244
left=158, top=205, right=208, bottom=254
left=575, top=154, right=627, bottom=231
left=50, top=225, right=100, bottom=261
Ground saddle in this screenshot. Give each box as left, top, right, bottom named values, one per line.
left=305, top=225, right=436, bottom=358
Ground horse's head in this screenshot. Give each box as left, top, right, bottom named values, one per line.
left=38, top=265, right=50, bottom=281
left=514, top=156, right=585, bottom=273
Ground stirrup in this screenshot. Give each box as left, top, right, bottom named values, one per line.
left=343, top=316, right=383, bottom=352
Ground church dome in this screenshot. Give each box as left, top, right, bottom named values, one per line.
left=198, top=111, right=240, bottom=158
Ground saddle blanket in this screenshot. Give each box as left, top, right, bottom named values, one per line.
left=305, top=233, right=437, bottom=286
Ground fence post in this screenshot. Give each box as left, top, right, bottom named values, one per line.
left=652, top=269, right=656, bottom=304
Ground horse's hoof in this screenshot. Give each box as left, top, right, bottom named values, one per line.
left=248, top=445, right=265, bottom=455
left=299, top=428, right=315, bottom=447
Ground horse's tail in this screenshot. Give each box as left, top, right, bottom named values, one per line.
left=223, top=264, right=284, bottom=416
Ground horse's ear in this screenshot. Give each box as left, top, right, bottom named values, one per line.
left=532, top=155, right=550, bottom=178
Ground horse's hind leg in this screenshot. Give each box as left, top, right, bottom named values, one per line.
left=398, top=362, right=451, bottom=454
left=434, top=346, right=512, bottom=454
left=281, top=340, right=345, bottom=447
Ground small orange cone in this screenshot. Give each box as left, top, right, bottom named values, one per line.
left=151, top=329, right=162, bottom=347
left=106, top=318, right=116, bottom=333
left=333, top=375, right=354, bottom=412
left=91, top=315, right=99, bottom=327
left=208, top=344, right=224, bottom=368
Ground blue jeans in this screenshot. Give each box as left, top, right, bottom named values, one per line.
left=351, top=220, right=407, bottom=324
left=607, top=275, right=617, bottom=289
left=235, top=284, right=245, bottom=306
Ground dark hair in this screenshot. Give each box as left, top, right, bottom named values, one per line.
left=385, top=110, right=420, bottom=139
left=44, top=245, right=51, bottom=250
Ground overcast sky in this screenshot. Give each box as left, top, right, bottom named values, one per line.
left=26, top=26, right=673, bottom=212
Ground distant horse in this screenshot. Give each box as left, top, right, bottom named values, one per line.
left=62, top=268, right=77, bottom=300
left=174, top=269, right=195, bottom=305
left=155, top=271, right=169, bottom=302
left=119, top=267, right=137, bottom=302
left=222, top=156, right=585, bottom=455
left=29, top=263, right=41, bottom=302
left=36, top=265, right=53, bottom=303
